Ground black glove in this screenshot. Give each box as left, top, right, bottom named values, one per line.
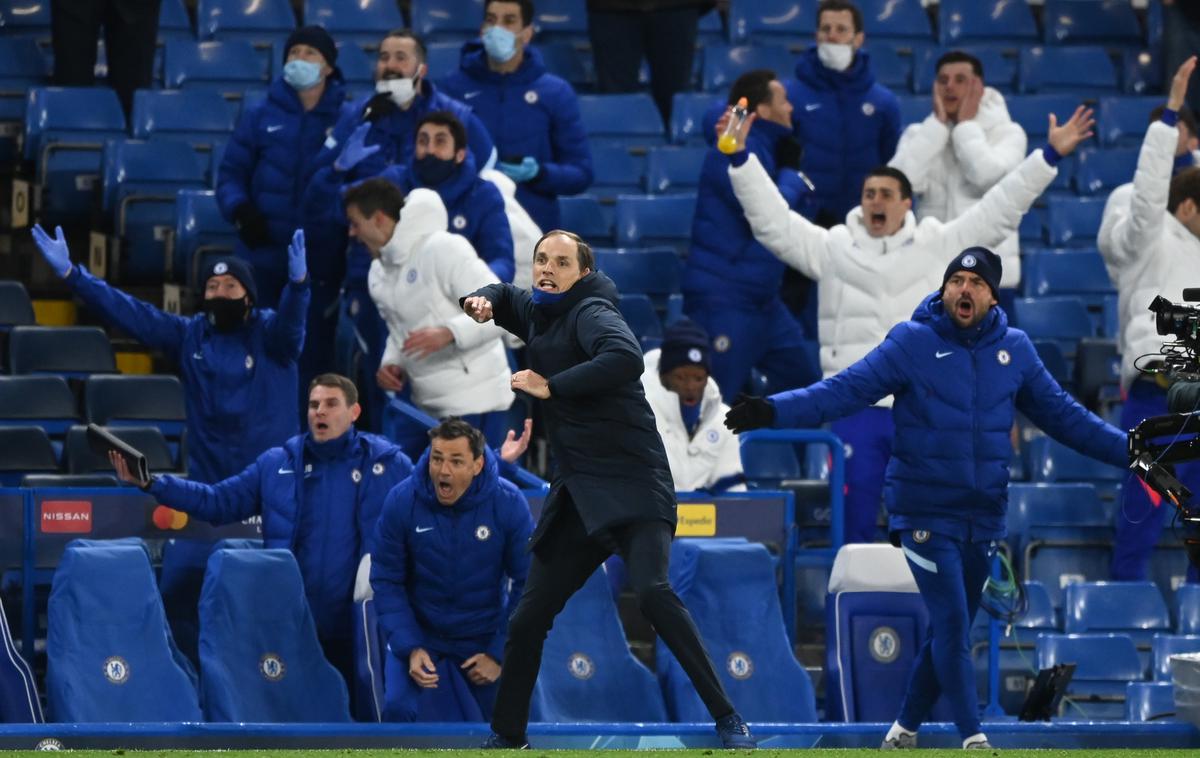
left=361, top=93, right=398, bottom=123
left=775, top=135, right=804, bottom=171
left=233, top=203, right=271, bottom=249
left=724, top=394, right=775, bottom=434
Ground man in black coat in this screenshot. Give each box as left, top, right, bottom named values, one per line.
left=462, top=230, right=755, bottom=749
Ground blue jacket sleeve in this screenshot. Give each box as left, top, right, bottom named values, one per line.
left=360, top=448, right=415, bottom=557
left=147, top=461, right=263, bottom=525
left=261, top=279, right=310, bottom=363
left=770, top=330, right=909, bottom=429
left=465, top=110, right=497, bottom=171
left=485, top=485, right=534, bottom=662
left=1015, top=338, right=1128, bottom=468
left=215, top=103, right=260, bottom=220
left=66, top=267, right=188, bottom=360
left=369, top=483, right=427, bottom=659
left=468, top=282, right=533, bottom=342
left=529, top=86, right=593, bottom=196
left=546, top=302, right=644, bottom=399
left=474, top=183, right=515, bottom=283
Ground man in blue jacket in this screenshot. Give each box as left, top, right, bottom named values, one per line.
left=727, top=247, right=1128, bottom=750
left=110, top=374, right=414, bottom=686
left=32, top=224, right=310, bottom=484
left=440, top=0, right=594, bottom=232
left=684, top=69, right=820, bottom=402
left=789, top=0, right=901, bottom=223
left=370, top=418, right=533, bottom=722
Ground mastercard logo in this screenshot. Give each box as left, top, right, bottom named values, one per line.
left=152, top=506, right=189, bottom=530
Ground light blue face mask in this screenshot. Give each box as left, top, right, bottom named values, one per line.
left=482, top=25, right=518, bottom=63
left=283, top=59, right=323, bottom=90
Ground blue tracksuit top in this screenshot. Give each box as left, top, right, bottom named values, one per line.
left=370, top=446, right=533, bottom=663
left=769, top=293, right=1128, bottom=541
left=66, top=267, right=309, bottom=483
left=440, top=43, right=594, bottom=232
left=786, top=48, right=901, bottom=221
left=216, top=74, right=347, bottom=283
left=684, top=118, right=817, bottom=305
left=380, top=152, right=515, bottom=282
left=148, top=428, right=414, bottom=640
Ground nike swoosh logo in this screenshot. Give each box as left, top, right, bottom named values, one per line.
left=277, top=466, right=295, bottom=474
left=936, top=351, right=953, bottom=359
left=805, top=103, right=821, bottom=111
left=463, top=91, right=481, bottom=99
left=266, top=125, right=283, bottom=133
left=415, top=526, right=434, bottom=533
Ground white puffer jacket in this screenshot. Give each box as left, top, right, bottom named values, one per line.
left=481, top=168, right=542, bottom=291
left=368, top=188, right=515, bottom=417
left=1097, top=120, right=1200, bottom=390
left=641, top=350, right=744, bottom=492
left=889, top=87, right=1028, bottom=287
left=729, top=149, right=1056, bottom=406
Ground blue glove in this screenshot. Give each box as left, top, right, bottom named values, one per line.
left=287, top=229, right=307, bottom=283
left=31, top=223, right=72, bottom=277
left=334, top=122, right=382, bottom=172
left=497, top=156, right=539, bottom=183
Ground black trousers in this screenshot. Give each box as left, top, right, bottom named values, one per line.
left=490, top=496, right=733, bottom=738
left=51, top=0, right=161, bottom=115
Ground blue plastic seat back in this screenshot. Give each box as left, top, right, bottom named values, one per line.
left=158, top=0, right=192, bottom=39
left=0, top=280, right=34, bottom=328
left=728, top=0, right=815, bottom=44
left=1043, top=0, right=1143, bottom=47
left=701, top=44, right=794, bottom=92
left=1036, top=632, right=1143, bottom=701
left=670, top=92, right=720, bottom=145
left=1074, top=147, right=1138, bottom=195
left=175, top=189, right=238, bottom=284
left=660, top=539, right=817, bottom=722
left=1179, top=585, right=1200, bottom=635
left=539, top=42, right=592, bottom=88
left=590, top=145, right=647, bottom=199
left=409, top=0, right=484, bottom=41
left=1063, top=582, right=1170, bottom=644
left=594, top=247, right=681, bottom=297
left=1123, top=49, right=1163, bottom=97
left=578, top=93, right=666, bottom=149
left=1021, top=580, right=1059, bottom=631
left=617, top=293, right=662, bottom=351
left=558, top=194, right=613, bottom=245
left=0, top=37, right=48, bottom=125
left=197, top=0, right=295, bottom=39
left=614, top=193, right=696, bottom=256
left=1045, top=196, right=1105, bottom=247
left=740, top=437, right=802, bottom=489
left=165, top=39, right=270, bottom=95
left=1152, top=633, right=1200, bottom=683
left=1006, top=94, right=1085, bottom=145
left=534, top=567, right=668, bottom=722
left=336, top=41, right=375, bottom=87
left=858, top=0, right=931, bottom=44
left=1126, top=681, right=1175, bottom=721
left=646, top=146, right=707, bottom=195
left=65, top=424, right=178, bottom=474
left=1027, top=435, right=1124, bottom=485
left=1007, top=482, right=1104, bottom=550
left=1019, top=46, right=1119, bottom=95
left=199, top=548, right=351, bottom=722
left=8, top=326, right=116, bottom=377
left=1021, top=250, right=1115, bottom=300
left=131, top=89, right=237, bottom=147
left=0, top=375, right=79, bottom=439
left=101, top=138, right=209, bottom=213
left=47, top=544, right=202, bottom=722
left=864, top=46, right=911, bottom=92
left=896, top=94, right=930, bottom=129
left=1098, top=96, right=1160, bottom=148
left=0, top=426, right=58, bottom=486
left=937, top=0, right=1037, bottom=46
left=86, top=374, right=186, bottom=449
left=532, top=0, right=587, bottom=41
left=1011, top=296, right=1094, bottom=348
left=0, top=595, right=42, bottom=722
left=0, top=0, right=51, bottom=38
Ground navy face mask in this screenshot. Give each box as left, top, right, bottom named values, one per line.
left=414, top=155, right=458, bottom=186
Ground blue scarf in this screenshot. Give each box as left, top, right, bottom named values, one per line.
left=680, top=401, right=702, bottom=438
left=1175, top=151, right=1196, bottom=174
left=531, top=288, right=568, bottom=306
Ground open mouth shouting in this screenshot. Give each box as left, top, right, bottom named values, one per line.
left=536, top=276, right=558, bottom=291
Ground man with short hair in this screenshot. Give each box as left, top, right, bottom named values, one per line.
left=440, top=0, right=594, bottom=232
left=109, top=374, right=414, bottom=684
left=723, top=102, right=1094, bottom=544
left=370, top=418, right=534, bottom=721
left=726, top=247, right=1128, bottom=751
left=889, top=50, right=1027, bottom=288
left=31, top=225, right=310, bottom=483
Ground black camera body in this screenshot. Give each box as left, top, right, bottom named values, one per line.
left=1149, top=288, right=1200, bottom=381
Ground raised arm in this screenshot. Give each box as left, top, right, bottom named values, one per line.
left=261, top=230, right=311, bottom=363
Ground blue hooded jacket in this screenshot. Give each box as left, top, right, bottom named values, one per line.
left=440, top=43, right=594, bottom=232
left=786, top=48, right=901, bottom=221
left=66, top=267, right=309, bottom=484
left=370, top=446, right=533, bottom=663
left=380, top=152, right=515, bottom=282
left=216, top=74, right=348, bottom=284
left=684, top=118, right=817, bottom=306
left=148, top=428, right=414, bottom=640
left=769, top=293, right=1128, bottom=541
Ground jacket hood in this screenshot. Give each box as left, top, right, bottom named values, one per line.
left=411, top=444, right=501, bottom=514
left=380, top=188, right=447, bottom=266
left=794, top=47, right=877, bottom=94
left=534, top=270, right=620, bottom=318
left=458, top=41, right=547, bottom=85
left=974, top=87, right=1013, bottom=132
left=913, top=291, right=1009, bottom=348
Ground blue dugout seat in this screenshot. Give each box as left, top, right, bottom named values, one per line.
left=65, top=424, right=178, bottom=475
left=1179, top=585, right=1200, bottom=635
left=158, top=0, right=192, bottom=40
left=1073, top=337, right=1120, bottom=406
left=0, top=426, right=58, bottom=485
left=659, top=539, right=817, bottom=722
left=740, top=437, right=802, bottom=490
left=937, top=0, right=1037, bottom=47
left=165, top=39, right=270, bottom=98
left=862, top=46, right=910, bottom=92
left=1063, top=582, right=1170, bottom=648
left=1036, top=632, right=1142, bottom=719
left=173, top=189, right=238, bottom=284
left=728, top=0, right=815, bottom=45
left=0, top=280, right=34, bottom=332
left=594, top=247, right=681, bottom=297
left=1005, top=94, right=1085, bottom=144
left=130, top=89, right=237, bottom=154
left=1021, top=250, right=1114, bottom=303
left=532, top=567, right=668, bottom=721
left=0, top=0, right=50, bottom=41
left=336, top=41, right=376, bottom=88
left=533, top=0, right=588, bottom=43
left=1074, top=147, right=1138, bottom=196
left=578, top=93, right=666, bottom=149
left=0, top=36, right=48, bottom=161
left=670, top=92, right=719, bottom=146
left=1019, top=47, right=1119, bottom=95
left=0, top=375, right=78, bottom=458
left=410, top=0, right=483, bottom=42
left=614, top=193, right=696, bottom=256
left=1027, top=435, right=1124, bottom=490
left=858, top=0, right=931, bottom=45
left=913, top=46, right=1017, bottom=95
left=8, top=326, right=116, bottom=378
left=1099, top=96, right=1160, bottom=148
left=558, top=194, right=613, bottom=245
left=617, top=294, right=663, bottom=351
left=1045, top=196, right=1106, bottom=247
left=199, top=549, right=351, bottom=721
left=1124, top=49, right=1163, bottom=97
left=85, top=374, right=186, bottom=459
left=701, top=44, right=794, bottom=92
left=1152, top=634, right=1200, bottom=683
left=0, top=595, right=41, bottom=722
left=1126, top=681, right=1175, bottom=722
left=305, top=0, right=404, bottom=47
left=1011, top=296, right=1095, bottom=362
left=646, top=145, right=708, bottom=195
left=1043, top=0, right=1143, bottom=47
left=196, top=0, right=295, bottom=41
left=969, top=580, right=1057, bottom=713
left=538, top=42, right=592, bottom=89
left=590, top=145, right=647, bottom=199
left=46, top=543, right=202, bottom=722
left=424, top=41, right=462, bottom=84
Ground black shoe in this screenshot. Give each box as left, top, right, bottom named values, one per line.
left=715, top=712, right=757, bottom=749
left=481, top=732, right=529, bottom=749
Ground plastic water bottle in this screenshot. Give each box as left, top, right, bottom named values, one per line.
left=717, top=97, right=749, bottom=155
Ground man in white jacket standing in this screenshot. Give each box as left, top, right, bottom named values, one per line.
left=1099, top=56, right=1200, bottom=582
left=722, top=103, right=1094, bottom=544
left=642, top=319, right=744, bottom=493
left=889, top=51, right=1027, bottom=290
left=345, top=179, right=515, bottom=449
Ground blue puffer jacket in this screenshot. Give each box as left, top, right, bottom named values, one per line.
left=304, top=81, right=498, bottom=289
left=440, top=43, right=593, bottom=232
left=67, top=267, right=309, bottom=484
left=216, top=74, right=347, bottom=283
left=770, top=293, right=1128, bottom=541
left=381, top=152, right=515, bottom=282
left=370, top=447, right=533, bottom=662
left=149, top=429, right=413, bottom=639
left=684, top=118, right=816, bottom=305
left=786, top=48, right=901, bottom=221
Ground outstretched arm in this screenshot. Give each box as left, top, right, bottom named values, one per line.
left=462, top=282, right=533, bottom=340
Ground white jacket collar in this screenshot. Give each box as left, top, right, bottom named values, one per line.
left=379, top=188, right=447, bottom=267
left=973, top=87, right=1011, bottom=132
left=642, top=349, right=724, bottom=430
left=844, top=207, right=918, bottom=254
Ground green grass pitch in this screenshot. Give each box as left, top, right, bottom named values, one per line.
left=2, top=750, right=1198, bottom=757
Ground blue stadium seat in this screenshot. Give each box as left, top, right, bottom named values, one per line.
left=1098, top=96, right=1159, bottom=148
left=863, top=46, right=911, bottom=93
left=0, top=375, right=78, bottom=445
left=589, top=145, right=647, bottom=199
left=857, top=0, right=931, bottom=45
left=533, top=0, right=588, bottom=43
left=1006, top=482, right=1104, bottom=562
left=1018, top=47, right=1119, bottom=95
left=1036, top=632, right=1143, bottom=718
left=1027, top=435, right=1123, bottom=488
left=1073, top=337, right=1120, bottom=407
left=199, top=549, right=351, bottom=721
left=0, top=595, right=41, bottom=723
left=1045, top=196, right=1106, bottom=247
left=1019, top=205, right=1047, bottom=244
left=0, top=36, right=48, bottom=160
left=409, top=0, right=483, bottom=42
left=701, top=44, right=794, bottom=92
left=0, top=280, right=34, bottom=331
left=1152, top=633, right=1200, bottom=683
left=85, top=375, right=186, bottom=457
left=1021, top=250, right=1115, bottom=303
left=660, top=539, right=817, bottom=722
left=1126, top=681, right=1175, bottom=721
left=23, top=87, right=127, bottom=222
left=896, top=94, right=930, bottom=129
left=914, top=46, right=1017, bottom=95
left=65, top=424, right=179, bottom=475
left=196, top=0, right=295, bottom=41
left=1011, top=296, right=1095, bottom=361
left=46, top=543, right=202, bottom=722
left=594, top=247, right=681, bottom=297
left=937, top=0, right=1037, bottom=47
left=1179, top=585, right=1200, bottom=635
left=670, top=92, right=720, bottom=145
left=1006, top=94, right=1086, bottom=144
left=697, top=7, right=724, bottom=43
left=1043, top=0, right=1143, bottom=47
left=1064, top=582, right=1170, bottom=647
left=578, top=93, right=666, bottom=149
left=740, top=437, right=802, bottom=489
left=164, top=39, right=271, bottom=98
left=0, top=0, right=50, bottom=40
left=173, top=189, right=238, bottom=285
left=158, top=0, right=192, bottom=40
left=614, top=193, right=696, bottom=256
left=8, top=326, right=116, bottom=378
left=1031, top=339, right=1071, bottom=388
left=424, top=41, right=462, bottom=83
left=538, top=42, right=592, bottom=89
left=728, top=0, right=815, bottom=45
left=558, top=194, right=613, bottom=246
left=335, top=41, right=375, bottom=87
left=1074, top=147, right=1138, bottom=196
left=645, top=145, right=707, bottom=195
left=617, top=293, right=662, bottom=351
left=532, top=567, right=668, bottom=721
left=0, top=426, right=58, bottom=485
left=1123, top=49, right=1163, bottom=97
left=969, top=579, right=1057, bottom=712
left=131, top=89, right=237, bottom=155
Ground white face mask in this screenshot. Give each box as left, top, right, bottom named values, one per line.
left=817, top=42, right=855, bottom=72
left=376, top=77, right=416, bottom=107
